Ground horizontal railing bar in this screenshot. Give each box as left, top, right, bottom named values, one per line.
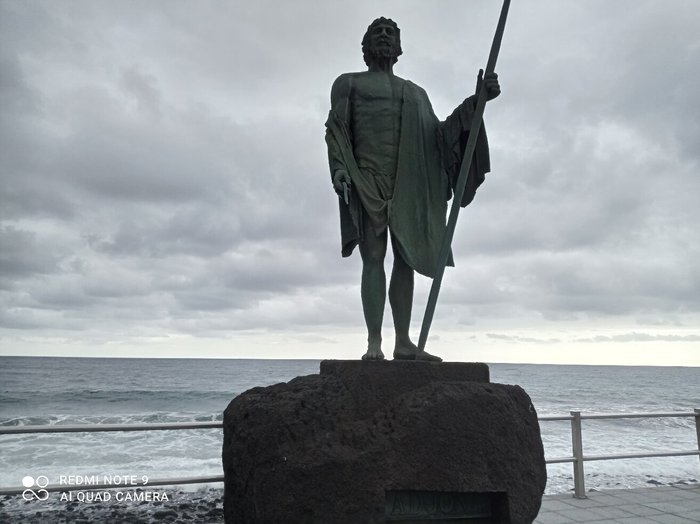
left=0, top=475, right=224, bottom=496
left=0, top=422, right=223, bottom=435
left=580, top=412, right=696, bottom=420
left=545, top=456, right=575, bottom=464
left=583, top=450, right=700, bottom=462
left=1, top=411, right=694, bottom=435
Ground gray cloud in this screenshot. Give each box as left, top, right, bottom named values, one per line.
left=487, top=334, right=561, bottom=345
left=0, top=226, right=62, bottom=280
left=1, top=1, right=699, bottom=356
left=576, top=333, right=700, bottom=343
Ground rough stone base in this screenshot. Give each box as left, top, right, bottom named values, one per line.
left=222, top=361, right=546, bottom=523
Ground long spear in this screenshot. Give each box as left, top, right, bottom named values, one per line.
left=417, top=0, right=511, bottom=352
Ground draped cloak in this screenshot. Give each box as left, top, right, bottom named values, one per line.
left=325, top=73, right=490, bottom=278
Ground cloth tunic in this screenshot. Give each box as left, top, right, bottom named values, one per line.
left=325, top=73, right=490, bottom=278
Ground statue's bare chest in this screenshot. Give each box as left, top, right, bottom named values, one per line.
left=349, top=73, right=404, bottom=176
left=351, top=74, right=403, bottom=128
left=352, top=73, right=403, bottom=101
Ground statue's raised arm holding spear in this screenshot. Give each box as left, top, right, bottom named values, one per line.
left=325, top=2, right=509, bottom=362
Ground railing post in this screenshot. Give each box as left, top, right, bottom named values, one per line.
left=695, top=409, right=700, bottom=465
left=570, top=411, right=587, bottom=499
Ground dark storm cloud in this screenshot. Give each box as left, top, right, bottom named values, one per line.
left=1, top=0, right=699, bottom=348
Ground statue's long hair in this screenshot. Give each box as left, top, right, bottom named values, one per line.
left=361, top=17, right=402, bottom=66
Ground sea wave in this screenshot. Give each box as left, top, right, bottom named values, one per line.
left=0, top=411, right=224, bottom=427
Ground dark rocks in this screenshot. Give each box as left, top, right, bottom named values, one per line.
left=223, top=361, right=546, bottom=523
left=153, top=508, right=178, bottom=519
left=0, top=489, right=223, bottom=523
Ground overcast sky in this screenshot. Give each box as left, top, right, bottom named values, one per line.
left=1, top=0, right=699, bottom=365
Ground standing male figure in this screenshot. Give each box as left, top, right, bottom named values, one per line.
left=325, top=17, right=500, bottom=362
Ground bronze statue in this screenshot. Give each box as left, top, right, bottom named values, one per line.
left=325, top=17, right=500, bottom=362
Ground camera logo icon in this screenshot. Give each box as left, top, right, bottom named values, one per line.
left=22, top=475, right=50, bottom=501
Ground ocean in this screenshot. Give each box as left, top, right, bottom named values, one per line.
left=1, top=357, right=698, bottom=497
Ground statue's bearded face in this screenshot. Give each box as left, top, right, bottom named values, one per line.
left=362, top=18, right=402, bottom=66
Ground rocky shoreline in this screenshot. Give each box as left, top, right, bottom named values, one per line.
left=0, top=487, right=223, bottom=523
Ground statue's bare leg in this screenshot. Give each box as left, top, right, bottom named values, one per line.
left=358, top=227, right=387, bottom=361
left=388, top=238, right=414, bottom=351
left=390, top=237, right=442, bottom=362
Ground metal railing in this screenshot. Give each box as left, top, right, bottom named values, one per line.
left=540, top=409, right=700, bottom=498
left=0, top=421, right=221, bottom=434
left=1, top=410, right=699, bottom=498
left=0, top=422, right=225, bottom=496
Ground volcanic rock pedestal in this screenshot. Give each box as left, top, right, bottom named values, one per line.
left=222, top=361, right=546, bottom=523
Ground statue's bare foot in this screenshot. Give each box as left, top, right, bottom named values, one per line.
left=393, top=340, right=443, bottom=362
left=361, top=341, right=385, bottom=361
